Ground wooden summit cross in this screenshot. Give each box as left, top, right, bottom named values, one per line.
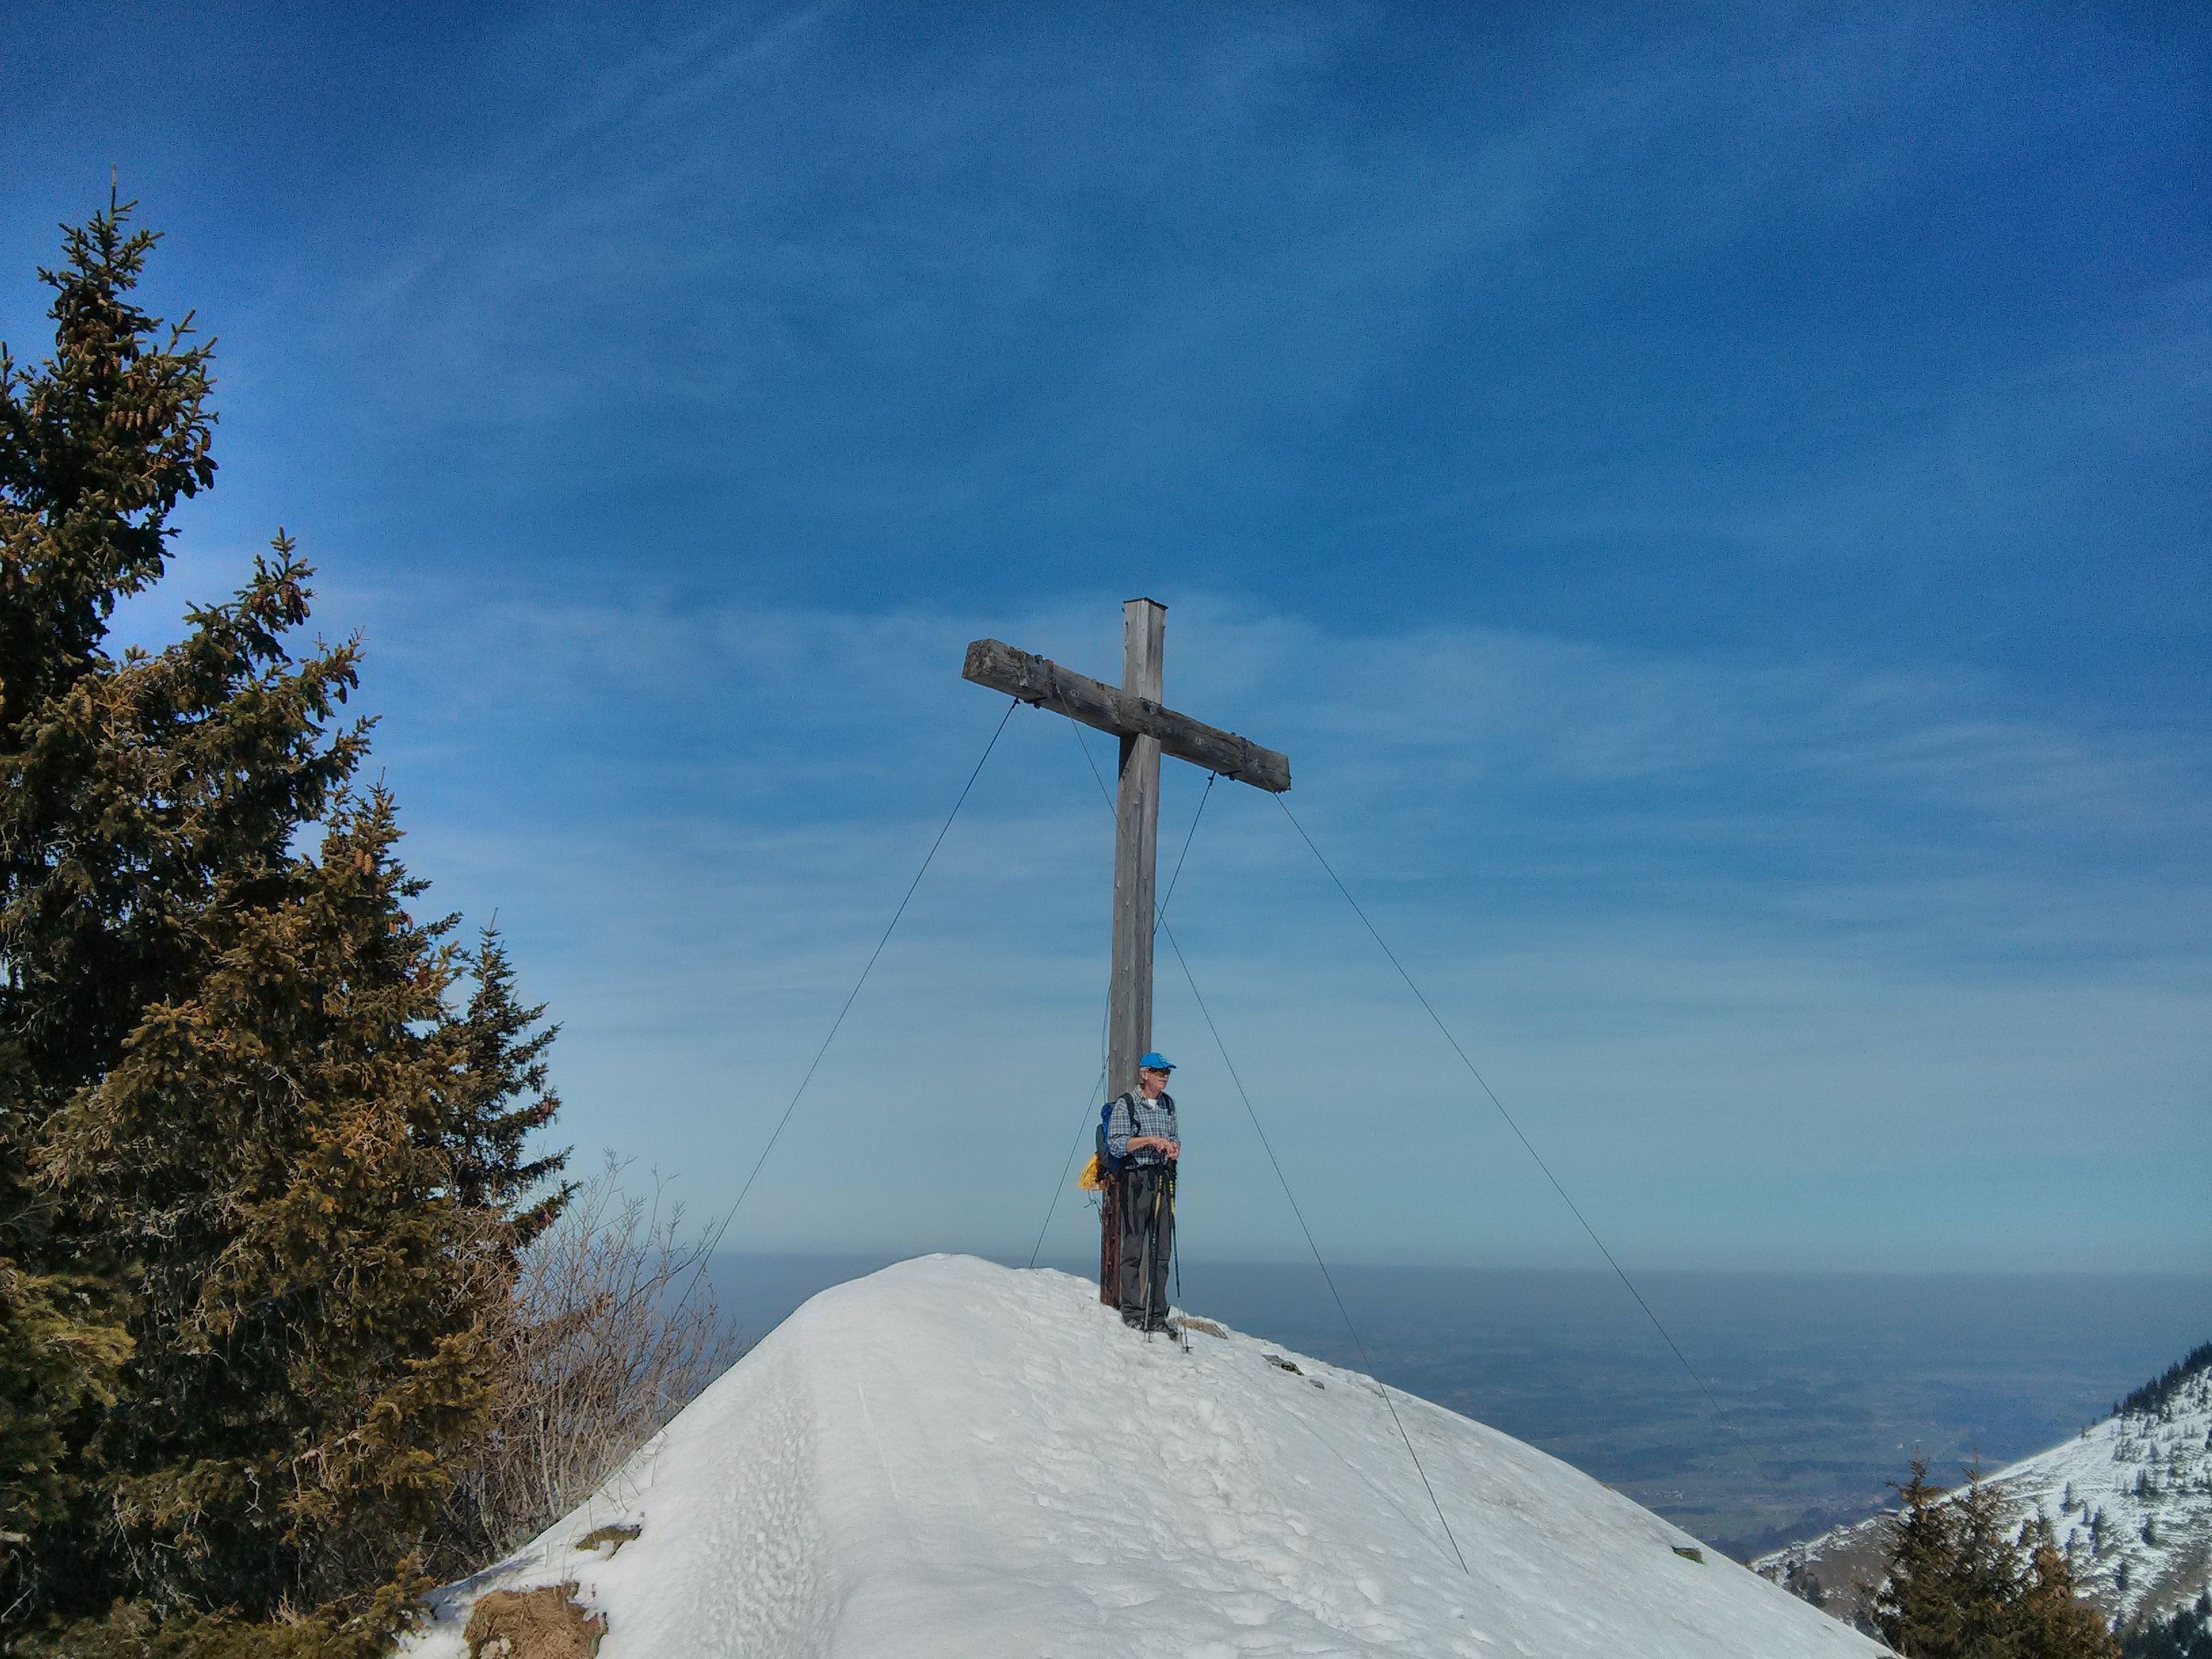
left=962, top=599, right=1291, bottom=1303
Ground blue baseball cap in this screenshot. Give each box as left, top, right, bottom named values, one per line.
left=1139, top=1052, right=1176, bottom=1071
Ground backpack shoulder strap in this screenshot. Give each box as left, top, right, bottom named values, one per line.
left=1106, top=1091, right=1145, bottom=1155
left=1099, top=1091, right=1128, bottom=1163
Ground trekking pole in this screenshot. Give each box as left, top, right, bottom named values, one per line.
left=1138, top=1173, right=1165, bottom=1343
left=1139, top=1176, right=1156, bottom=1340
left=1168, top=1168, right=1187, bottom=1351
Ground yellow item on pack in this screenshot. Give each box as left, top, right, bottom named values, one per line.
left=1078, top=1153, right=1104, bottom=1191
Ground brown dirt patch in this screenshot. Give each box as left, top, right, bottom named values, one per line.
left=464, top=1583, right=606, bottom=1659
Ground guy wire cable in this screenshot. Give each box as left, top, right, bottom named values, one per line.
left=1026, top=765, right=1217, bottom=1269
left=1026, top=1065, right=1107, bottom=1269
left=692, top=695, right=1021, bottom=1269
left=1070, top=726, right=1470, bottom=1574
left=1158, top=916, right=1471, bottom=1576
left=1269, top=792, right=1730, bottom=1426
left=1157, top=770, right=1216, bottom=921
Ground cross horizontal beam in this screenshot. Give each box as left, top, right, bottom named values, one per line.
left=962, top=637, right=1291, bottom=793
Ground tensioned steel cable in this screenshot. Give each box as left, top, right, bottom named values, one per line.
left=1069, top=728, right=1469, bottom=1574
left=1158, top=771, right=1216, bottom=921
left=1158, top=916, right=1470, bottom=1575
left=1025, top=758, right=1217, bottom=1268
left=1066, top=726, right=1214, bottom=928
left=1026, top=1065, right=1107, bottom=1269
left=695, top=696, right=1020, bottom=1264
left=1269, top=792, right=1729, bottom=1425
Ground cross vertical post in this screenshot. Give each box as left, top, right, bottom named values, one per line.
left=1108, top=598, right=1165, bottom=1101
left=960, top=604, right=1290, bottom=1304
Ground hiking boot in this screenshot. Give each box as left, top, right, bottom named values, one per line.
left=1120, top=1310, right=1147, bottom=1330
left=1146, top=1315, right=1179, bottom=1336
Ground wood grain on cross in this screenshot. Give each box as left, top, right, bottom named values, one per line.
left=963, top=599, right=1291, bottom=1302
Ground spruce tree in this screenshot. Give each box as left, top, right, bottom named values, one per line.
left=1872, top=1460, right=2119, bottom=1659
left=2017, top=1518, right=2120, bottom=1659
left=2117, top=1591, right=2212, bottom=1659
left=1872, top=1462, right=2025, bottom=1656
left=1948, top=1469, right=2033, bottom=1655
left=442, top=928, right=571, bottom=1249
left=0, top=190, right=234, bottom=1631
left=1, top=199, right=565, bottom=1653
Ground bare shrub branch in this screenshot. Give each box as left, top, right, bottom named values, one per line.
left=441, top=1154, right=741, bottom=1565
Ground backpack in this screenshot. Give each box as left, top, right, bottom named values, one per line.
left=1093, top=1092, right=1129, bottom=1180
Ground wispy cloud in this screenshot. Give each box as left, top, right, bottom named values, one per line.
left=299, top=581, right=2212, bottom=1266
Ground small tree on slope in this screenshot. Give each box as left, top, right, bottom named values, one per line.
left=2117, top=1591, right=2212, bottom=1659
left=443, top=928, right=572, bottom=1249
left=2019, top=1519, right=2124, bottom=1659
left=1, top=199, right=565, bottom=1655
left=1872, top=1459, right=2118, bottom=1659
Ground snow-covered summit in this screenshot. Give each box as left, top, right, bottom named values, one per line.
left=409, top=1255, right=1884, bottom=1657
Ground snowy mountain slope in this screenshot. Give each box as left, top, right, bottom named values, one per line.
left=1757, top=1361, right=2212, bottom=1631
left=407, top=1255, right=1885, bottom=1658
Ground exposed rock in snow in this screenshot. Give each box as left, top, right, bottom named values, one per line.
left=407, top=1256, right=1885, bottom=1658
left=1757, top=1359, right=2212, bottom=1633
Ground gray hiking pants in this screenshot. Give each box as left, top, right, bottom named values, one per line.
left=1117, top=1164, right=1174, bottom=1322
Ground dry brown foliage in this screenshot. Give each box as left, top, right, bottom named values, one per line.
left=463, top=1582, right=605, bottom=1658
left=441, top=1155, right=741, bottom=1566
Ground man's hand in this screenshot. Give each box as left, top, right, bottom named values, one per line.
left=1130, top=1136, right=1181, bottom=1160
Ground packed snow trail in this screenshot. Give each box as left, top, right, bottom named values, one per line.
left=407, top=1256, right=1885, bottom=1658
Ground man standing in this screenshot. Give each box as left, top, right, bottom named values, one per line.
left=1106, top=1052, right=1179, bottom=1332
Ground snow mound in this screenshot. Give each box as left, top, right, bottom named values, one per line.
left=407, top=1255, right=1885, bottom=1658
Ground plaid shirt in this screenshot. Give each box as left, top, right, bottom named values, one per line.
left=1107, top=1090, right=1178, bottom=1167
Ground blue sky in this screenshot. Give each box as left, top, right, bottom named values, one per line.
left=6, top=2, right=2206, bottom=1270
